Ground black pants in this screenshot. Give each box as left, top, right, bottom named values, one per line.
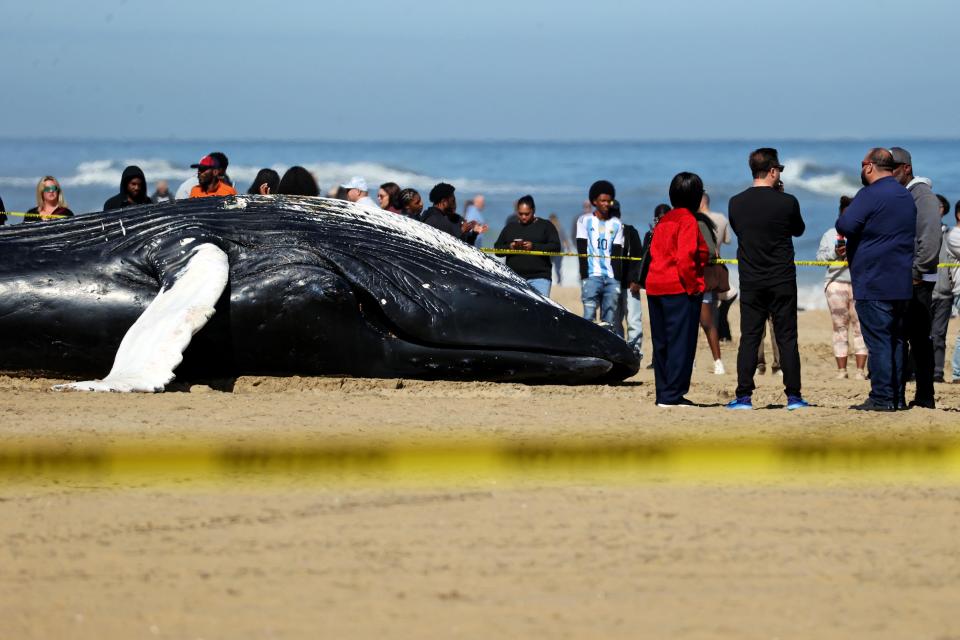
left=717, top=293, right=737, bottom=341
left=648, top=293, right=702, bottom=404
left=736, top=283, right=802, bottom=399
left=904, top=281, right=935, bottom=403
left=930, top=295, right=952, bottom=380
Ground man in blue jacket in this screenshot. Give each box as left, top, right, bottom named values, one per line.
left=836, top=148, right=916, bottom=411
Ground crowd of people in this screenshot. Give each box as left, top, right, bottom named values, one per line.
left=2, top=146, right=960, bottom=411
left=640, top=146, right=960, bottom=411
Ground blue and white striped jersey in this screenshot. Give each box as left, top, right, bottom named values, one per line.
left=576, top=214, right=624, bottom=278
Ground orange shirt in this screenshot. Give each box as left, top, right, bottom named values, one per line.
left=189, top=181, right=238, bottom=198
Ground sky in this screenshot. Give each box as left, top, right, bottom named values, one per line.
left=3, top=0, right=959, bottom=141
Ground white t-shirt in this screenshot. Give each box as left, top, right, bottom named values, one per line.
left=576, top=214, right=624, bottom=278
left=175, top=177, right=198, bottom=200
left=355, top=195, right=378, bottom=209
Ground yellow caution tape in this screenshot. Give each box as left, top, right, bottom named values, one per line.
left=2, top=437, right=960, bottom=486
left=1, top=211, right=69, bottom=220
left=4, top=219, right=957, bottom=268
left=482, top=250, right=960, bottom=269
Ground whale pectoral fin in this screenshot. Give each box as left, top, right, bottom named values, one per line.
left=54, top=243, right=229, bottom=393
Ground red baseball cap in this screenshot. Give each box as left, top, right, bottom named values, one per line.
left=190, top=155, right=221, bottom=170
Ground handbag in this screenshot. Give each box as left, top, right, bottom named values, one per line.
left=703, top=262, right=730, bottom=293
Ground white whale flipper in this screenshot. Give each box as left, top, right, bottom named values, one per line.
left=55, top=244, right=229, bottom=393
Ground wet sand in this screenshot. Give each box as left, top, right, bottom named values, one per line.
left=2, top=286, right=960, bottom=639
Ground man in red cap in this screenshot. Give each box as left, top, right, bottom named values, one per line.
left=189, top=155, right=237, bottom=198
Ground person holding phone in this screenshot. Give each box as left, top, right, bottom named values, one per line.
left=817, top=195, right=867, bottom=379
left=493, top=195, right=561, bottom=296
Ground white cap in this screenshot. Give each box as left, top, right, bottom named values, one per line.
left=340, top=176, right=368, bottom=191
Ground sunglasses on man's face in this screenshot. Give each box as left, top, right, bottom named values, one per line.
left=42, top=186, right=60, bottom=193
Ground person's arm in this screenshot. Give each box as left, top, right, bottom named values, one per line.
left=790, top=196, right=805, bottom=237
left=611, top=243, right=624, bottom=281
left=537, top=221, right=561, bottom=254
left=576, top=216, right=588, bottom=279
left=914, top=189, right=942, bottom=279
left=610, top=222, right=625, bottom=282
left=493, top=223, right=515, bottom=255
left=947, top=228, right=960, bottom=296
left=835, top=191, right=869, bottom=239
left=625, top=226, right=643, bottom=286
left=676, top=216, right=705, bottom=294
left=816, top=229, right=837, bottom=261
left=461, top=227, right=479, bottom=245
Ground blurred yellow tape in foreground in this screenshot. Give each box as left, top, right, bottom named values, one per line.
left=2, top=438, right=960, bottom=485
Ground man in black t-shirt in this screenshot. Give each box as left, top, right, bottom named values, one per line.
left=727, top=148, right=807, bottom=410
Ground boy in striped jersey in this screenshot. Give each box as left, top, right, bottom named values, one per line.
left=577, top=180, right=624, bottom=329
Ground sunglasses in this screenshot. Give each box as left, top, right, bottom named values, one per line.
left=42, top=185, right=60, bottom=193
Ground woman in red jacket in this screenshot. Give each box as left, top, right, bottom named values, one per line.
left=646, top=172, right=710, bottom=407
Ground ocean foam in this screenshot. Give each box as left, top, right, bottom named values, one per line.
left=780, top=158, right=861, bottom=197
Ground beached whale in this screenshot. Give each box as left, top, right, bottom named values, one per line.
left=0, top=195, right=639, bottom=391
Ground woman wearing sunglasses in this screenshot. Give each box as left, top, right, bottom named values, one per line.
left=25, top=176, right=74, bottom=223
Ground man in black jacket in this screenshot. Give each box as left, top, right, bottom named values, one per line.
left=727, top=148, right=807, bottom=410
left=420, top=182, right=487, bottom=245
left=103, top=165, right=151, bottom=211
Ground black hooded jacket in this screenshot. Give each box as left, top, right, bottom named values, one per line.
left=103, top=166, right=151, bottom=211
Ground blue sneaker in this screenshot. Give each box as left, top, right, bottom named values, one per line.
left=726, top=396, right=753, bottom=410
left=786, top=396, right=809, bottom=410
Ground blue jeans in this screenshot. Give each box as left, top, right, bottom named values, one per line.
left=581, top=276, right=620, bottom=328
left=856, top=299, right=909, bottom=407
left=616, top=288, right=644, bottom=357
left=527, top=278, right=551, bottom=297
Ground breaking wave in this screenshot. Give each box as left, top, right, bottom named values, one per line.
left=780, top=158, right=861, bottom=197
left=0, top=158, right=577, bottom=195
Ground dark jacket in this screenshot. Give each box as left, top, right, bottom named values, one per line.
left=493, top=218, right=561, bottom=280
left=421, top=206, right=478, bottom=245
left=103, top=165, right=151, bottom=211
left=620, top=223, right=643, bottom=286
left=0, top=194, right=5, bottom=225
left=836, top=176, right=916, bottom=301
left=728, top=186, right=805, bottom=290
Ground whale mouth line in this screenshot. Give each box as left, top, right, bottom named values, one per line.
left=351, top=291, right=628, bottom=383
left=353, top=289, right=610, bottom=362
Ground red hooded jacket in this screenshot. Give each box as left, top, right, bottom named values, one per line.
left=645, top=207, right=709, bottom=296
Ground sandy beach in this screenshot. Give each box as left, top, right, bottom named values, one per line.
left=3, top=286, right=960, bottom=639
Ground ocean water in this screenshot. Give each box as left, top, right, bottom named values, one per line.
left=3, top=138, right=959, bottom=309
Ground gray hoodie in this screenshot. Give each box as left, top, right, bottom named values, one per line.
left=906, top=177, right=942, bottom=281
left=936, top=226, right=960, bottom=299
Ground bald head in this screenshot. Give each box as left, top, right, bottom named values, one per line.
left=860, top=148, right=895, bottom=186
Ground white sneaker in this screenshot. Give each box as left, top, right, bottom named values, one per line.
left=836, top=370, right=848, bottom=379
left=713, top=359, right=725, bottom=375
left=854, top=369, right=866, bottom=381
